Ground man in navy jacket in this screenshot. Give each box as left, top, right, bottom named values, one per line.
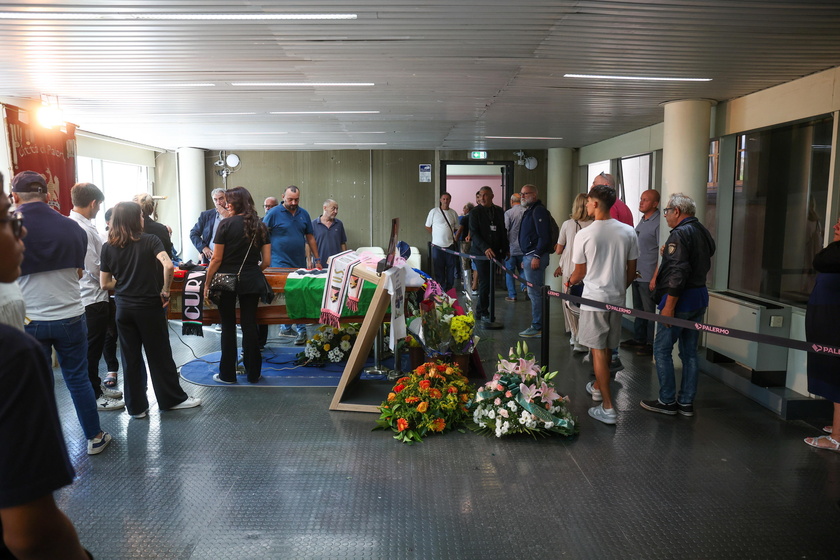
left=189, top=188, right=228, bottom=264
left=518, top=184, right=552, bottom=337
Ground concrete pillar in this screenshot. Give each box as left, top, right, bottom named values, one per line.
left=546, top=148, right=575, bottom=290
left=661, top=99, right=715, bottom=241
left=177, top=147, right=207, bottom=262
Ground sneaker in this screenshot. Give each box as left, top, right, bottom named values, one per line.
left=471, top=289, right=479, bottom=296
left=96, top=395, right=125, bottom=411
left=279, top=327, right=294, bottom=337
left=101, top=384, right=123, bottom=399
left=609, top=357, right=624, bottom=373
left=213, top=325, right=223, bottom=333
left=640, top=399, right=678, bottom=415
left=294, top=332, right=307, bottom=346
left=519, top=326, right=541, bottom=338
left=170, top=396, right=202, bottom=410
left=573, top=344, right=589, bottom=354
left=585, top=381, right=603, bottom=402
left=582, top=352, right=591, bottom=363
left=619, top=339, right=646, bottom=349
left=678, top=402, right=695, bottom=417
left=635, top=344, right=654, bottom=356
left=87, top=431, right=112, bottom=455
left=588, top=404, right=617, bottom=425
left=131, top=409, right=148, bottom=419
left=505, top=296, right=517, bottom=302
left=212, top=373, right=236, bottom=385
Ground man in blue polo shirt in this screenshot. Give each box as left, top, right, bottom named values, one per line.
left=309, top=198, right=347, bottom=268
left=264, top=185, right=321, bottom=345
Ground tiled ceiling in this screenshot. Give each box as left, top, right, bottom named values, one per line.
left=1, top=1, right=839, bottom=151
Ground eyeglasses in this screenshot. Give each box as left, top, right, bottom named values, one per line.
left=663, top=207, right=676, bottom=215
left=0, top=212, right=24, bottom=239
left=520, top=191, right=535, bottom=196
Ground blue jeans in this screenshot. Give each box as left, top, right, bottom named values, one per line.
left=522, top=253, right=549, bottom=330
left=504, top=254, right=524, bottom=298
left=653, top=307, right=706, bottom=405
left=631, top=281, right=657, bottom=344
left=26, top=314, right=102, bottom=439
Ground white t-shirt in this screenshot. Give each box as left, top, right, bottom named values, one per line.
left=425, top=207, right=459, bottom=247
left=571, top=218, right=639, bottom=312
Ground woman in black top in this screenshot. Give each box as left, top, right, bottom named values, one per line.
left=204, top=187, right=271, bottom=383
left=133, top=192, right=174, bottom=259
left=100, top=202, right=200, bottom=417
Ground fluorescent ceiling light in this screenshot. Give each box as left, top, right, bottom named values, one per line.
left=300, top=131, right=385, bottom=134
left=204, top=131, right=289, bottom=135
left=270, top=111, right=379, bottom=115
left=564, top=73, right=711, bottom=82
left=145, top=112, right=257, bottom=117
left=0, top=12, right=357, bottom=21
left=238, top=143, right=307, bottom=146
left=485, top=136, right=563, bottom=140
left=234, top=82, right=374, bottom=87
left=162, top=83, right=215, bottom=87
left=314, top=143, right=387, bottom=146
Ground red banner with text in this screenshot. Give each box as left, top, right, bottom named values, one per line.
left=4, top=104, right=76, bottom=214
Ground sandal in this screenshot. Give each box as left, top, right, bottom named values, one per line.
left=804, top=435, right=840, bottom=452
left=103, top=372, right=118, bottom=388
left=823, top=426, right=833, bottom=434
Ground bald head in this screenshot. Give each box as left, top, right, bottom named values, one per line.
left=591, top=172, right=616, bottom=189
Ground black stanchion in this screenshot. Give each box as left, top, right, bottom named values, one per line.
left=540, top=284, right=550, bottom=369
left=483, top=258, right=503, bottom=330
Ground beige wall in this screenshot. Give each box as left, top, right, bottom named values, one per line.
left=194, top=149, right=547, bottom=268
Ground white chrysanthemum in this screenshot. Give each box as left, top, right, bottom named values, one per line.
left=328, top=347, right=343, bottom=362
left=544, top=421, right=554, bottom=429
left=487, top=410, right=496, bottom=420
left=507, top=401, right=517, bottom=411
left=345, top=327, right=356, bottom=335
left=340, top=340, right=351, bottom=351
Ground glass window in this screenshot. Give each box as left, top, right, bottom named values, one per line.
left=706, top=140, right=720, bottom=283
left=620, top=154, right=651, bottom=224
left=77, top=156, right=151, bottom=232
left=728, top=116, right=832, bottom=306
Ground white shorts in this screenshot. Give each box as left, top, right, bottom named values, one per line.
left=577, top=310, right=622, bottom=350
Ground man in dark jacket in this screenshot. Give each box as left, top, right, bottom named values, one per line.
left=189, top=188, right=228, bottom=264
left=641, top=193, right=715, bottom=418
left=518, top=184, right=553, bottom=337
left=469, top=186, right=508, bottom=321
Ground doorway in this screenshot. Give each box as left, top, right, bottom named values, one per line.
left=440, top=160, right=515, bottom=215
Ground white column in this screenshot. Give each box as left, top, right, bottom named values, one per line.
left=546, top=148, right=575, bottom=290
left=177, top=147, right=207, bottom=262
left=661, top=99, right=715, bottom=239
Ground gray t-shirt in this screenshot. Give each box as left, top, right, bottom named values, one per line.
left=635, top=210, right=660, bottom=283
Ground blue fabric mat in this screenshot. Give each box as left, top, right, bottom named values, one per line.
left=179, top=345, right=397, bottom=388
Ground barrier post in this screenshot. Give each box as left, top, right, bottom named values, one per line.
left=541, top=285, right=550, bottom=369
left=483, top=259, right=503, bottom=329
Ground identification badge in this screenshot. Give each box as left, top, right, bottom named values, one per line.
left=490, top=225, right=497, bottom=231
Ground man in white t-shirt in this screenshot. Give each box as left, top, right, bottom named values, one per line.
left=568, top=185, right=639, bottom=425
left=424, top=192, right=460, bottom=291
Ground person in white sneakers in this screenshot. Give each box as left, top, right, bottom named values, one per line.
left=567, top=185, right=639, bottom=425
left=69, top=182, right=126, bottom=411
left=13, top=171, right=113, bottom=454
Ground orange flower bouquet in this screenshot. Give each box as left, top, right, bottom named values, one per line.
left=373, top=360, right=476, bottom=444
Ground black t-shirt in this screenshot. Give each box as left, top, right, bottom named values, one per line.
left=101, top=233, right=166, bottom=308
left=143, top=215, right=174, bottom=258
left=0, top=325, right=75, bottom=558
left=214, top=215, right=269, bottom=294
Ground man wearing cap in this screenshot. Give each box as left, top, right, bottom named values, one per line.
left=12, top=170, right=112, bottom=455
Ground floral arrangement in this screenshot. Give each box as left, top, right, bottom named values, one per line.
left=469, top=342, right=578, bottom=438
left=374, top=361, right=476, bottom=444
left=297, top=323, right=360, bottom=366
left=408, top=280, right=478, bottom=357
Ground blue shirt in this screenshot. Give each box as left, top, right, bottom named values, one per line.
left=312, top=218, right=347, bottom=265
left=263, top=205, right=313, bottom=267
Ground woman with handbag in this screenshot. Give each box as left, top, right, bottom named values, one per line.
left=553, top=193, right=593, bottom=353
left=204, top=186, right=271, bottom=384
left=100, top=202, right=201, bottom=418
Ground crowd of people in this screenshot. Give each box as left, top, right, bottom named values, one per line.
left=3, top=168, right=840, bottom=556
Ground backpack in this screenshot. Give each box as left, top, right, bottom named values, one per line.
left=529, top=204, right=560, bottom=252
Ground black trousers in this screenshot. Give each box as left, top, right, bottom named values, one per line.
left=474, top=259, right=492, bottom=318
left=84, top=301, right=110, bottom=398
left=217, top=291, right=262, bottom=383
left=115, top=304, right=188, bottom=415
left=103, top=298, right=120, bottom=373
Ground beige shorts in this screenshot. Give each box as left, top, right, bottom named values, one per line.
left=577, top=310, right=622, bottom=350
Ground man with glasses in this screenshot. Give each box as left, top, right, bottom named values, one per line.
left=518, top=184, right=553, bottom=337
left=263, top=196, right=279, bottom=213
left=640, top=193, right=715, bottom=418
left=190, top=187, right=229, bottom=264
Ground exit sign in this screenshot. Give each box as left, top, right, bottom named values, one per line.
left=470, top=151, right=487, bottom=159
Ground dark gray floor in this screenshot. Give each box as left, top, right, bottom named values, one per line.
left=51, top=290, right=840, bottom=559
